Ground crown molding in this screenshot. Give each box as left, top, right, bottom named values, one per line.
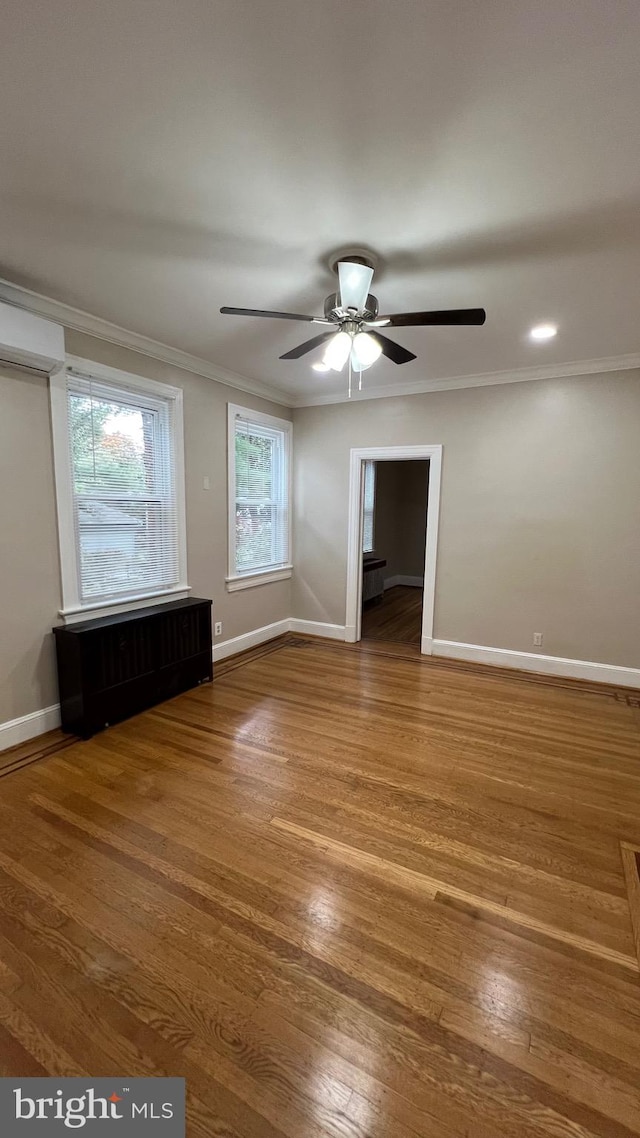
left=0, top=277, right=292, bottom=407
left=3, top=275, right=638, bottom=410
left=291, top=351, right=640, bottom=407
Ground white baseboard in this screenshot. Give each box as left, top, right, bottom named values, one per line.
left=211, top=619, right=346, bottom=664
left=213, top=618, right=347, bottom=662
left=0, top=619, right=347, bottom=752
left=384, top=575, right=424, bottom=590
left=213, top=619, right=290, bottom=662
left=433, top=639, right=640, bottom=689
left=7, top=629, right=636, bottom=755
left=289, top=619, right=347, bottom=640
left=0, top=703, right=61, bottom=752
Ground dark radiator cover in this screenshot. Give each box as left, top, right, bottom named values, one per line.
left=53, top=597, right=213, bottom=738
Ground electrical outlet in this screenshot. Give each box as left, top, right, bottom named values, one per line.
left=533, top=632, right=543, bottom=647
left=214, top=621, right=222, bottom=637
left=203, top=476, right=210, bottom=490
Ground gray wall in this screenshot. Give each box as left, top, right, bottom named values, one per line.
left=3, top=351, right=640, bottom=728
left=373, top=460, right=429, bottom=582
left=293, top=371, right=640, bottom=668
left=0, top=330, right=291, bottom=725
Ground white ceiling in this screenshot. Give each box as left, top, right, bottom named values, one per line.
left=1, top=0, right=640, bottom=405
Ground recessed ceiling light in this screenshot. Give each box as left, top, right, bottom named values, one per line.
left=529, top=323, right=558, bottom=342
left=311, top=361, right=330, bottom=373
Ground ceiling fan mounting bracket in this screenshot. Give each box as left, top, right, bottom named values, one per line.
left=326, top=246, right=380, bottom=276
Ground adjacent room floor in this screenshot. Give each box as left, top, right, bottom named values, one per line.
left=361, top=584, right=423, bottom=644
left=1, top=637, right=640, bottom=1137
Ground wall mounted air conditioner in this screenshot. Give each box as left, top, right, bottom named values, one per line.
left=0, top=300, right=65, bottom=376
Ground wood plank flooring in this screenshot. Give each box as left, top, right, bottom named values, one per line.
left=362, top=584, right=423, bottom=644
left=0, top=727, right=75, bottom=778
left=621, top=842, right=640, bottom=970
left=1, top=638, right=640, bottom=1138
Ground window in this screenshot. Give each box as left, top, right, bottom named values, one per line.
left=51, top=359, right=188, bottom=621
left=227, top=404, right=292, bottom=590
left=363, top=460, right=376, bottom=553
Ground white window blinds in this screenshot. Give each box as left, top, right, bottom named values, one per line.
left=66, top=375, right=180, bottom=604
left=363, top=460, right=376, bottom=553
left=232, top=411, right=291, bottom=575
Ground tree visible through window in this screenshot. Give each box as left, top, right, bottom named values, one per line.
left=231, top=410, right=291, bottom=576
left=67, top=379, right=179, bottom=602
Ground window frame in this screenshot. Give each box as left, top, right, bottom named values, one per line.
left=50, top=356, right=189, bottom=624
left=226, top=403, right=293, bottom=592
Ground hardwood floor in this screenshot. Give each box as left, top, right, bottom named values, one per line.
left=0, top=727, right=75, bottom=778
left=1, top=638, right=640, bottom=1137
left=621, top=842, right=640, bottom=969
left=362, top=584, right=423, bottom=644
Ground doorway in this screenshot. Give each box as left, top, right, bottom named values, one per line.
left=345, top=445, right=442, bottom=654
left=361, top=459, right=430, bottom=644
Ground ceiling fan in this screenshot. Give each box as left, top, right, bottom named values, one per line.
left=220, top=251, right=486, bottom=391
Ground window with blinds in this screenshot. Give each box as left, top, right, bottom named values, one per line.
left=363, top=460, right=376, bottom=553
left=60, top=371, right=184, bottom=608
left=229, top=407, right=292, bottom=580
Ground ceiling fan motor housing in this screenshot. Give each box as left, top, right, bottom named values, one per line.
left=324, top=292, right=379, bottom=322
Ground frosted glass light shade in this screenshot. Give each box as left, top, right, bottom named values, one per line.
left=351, top=331, right=383, bottom=368
left=323, top=331, right=352, bottom=371
left=350, top=349, right=373, bottom=372
left=338, top=262, right=374, bottom=311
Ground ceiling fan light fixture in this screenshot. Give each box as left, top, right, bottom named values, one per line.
left=350, top=349, right=373, bottom=373
left=351, top=331, right=383, bottom=369
left=323, top=330, right=352, bottom=371
left=529, top=322, right=558, bottom=341
left=311, top=360, right=330, bottom=373
left=338, top=262, right=374, bottom=312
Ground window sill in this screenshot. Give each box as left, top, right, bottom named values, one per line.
left=225, top=566, right=293, bottom=592
left=59, top=585, right=192, bottom=625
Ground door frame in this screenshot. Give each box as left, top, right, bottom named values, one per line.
left=345, top=444, right=443, bottom=653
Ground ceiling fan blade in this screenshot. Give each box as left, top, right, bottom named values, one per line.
left=369, top=332, right=417, bottom=365
left=381, top=307, right=487, bottom=327
left=220, top=306, right=315, bottom=321
left=279, top=331, right=336, bottom=360
left=338, top=262, right=374, bottom=311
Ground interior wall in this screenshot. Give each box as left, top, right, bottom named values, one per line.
left=0, top=365, right=63, bottom=722
left=292, top=370, right=640, bottom=669
left=371, top=462, right=400, bottom=579
left=373, top=460, right=429, bottom=582
left=0, top=329, right=292, bottom=726
left=4, top=345, right=639, bottom=728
